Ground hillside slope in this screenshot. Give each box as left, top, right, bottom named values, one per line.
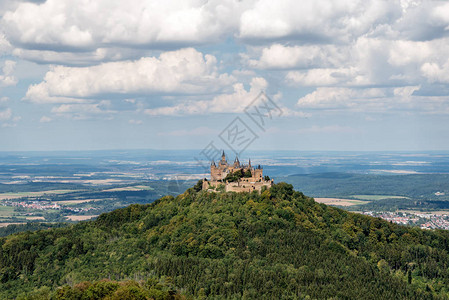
left=2, top=183, right=449, bottom=298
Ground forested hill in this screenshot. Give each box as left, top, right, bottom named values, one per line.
left=2, top=183, right=449, bottom=299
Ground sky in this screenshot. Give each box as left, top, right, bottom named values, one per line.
left=1, top=0, right=449, bottom=152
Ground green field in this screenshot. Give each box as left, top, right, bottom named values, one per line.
left=0, top=189, right=77, bottom=200
left=102, top=185, right=155, bottom=192
left=0, top=206, right=15, bottom=217
left=350, top=195, right=409, bottom=201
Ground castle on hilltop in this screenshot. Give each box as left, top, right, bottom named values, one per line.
left=202, top=151, right=273, bottom=192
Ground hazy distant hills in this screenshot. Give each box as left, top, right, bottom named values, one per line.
left=282, top=173, right=449, bottom=211
left=2, top=183, right=449, bottom=298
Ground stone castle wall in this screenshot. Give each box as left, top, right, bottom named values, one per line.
left=225, top=179, right=273, bottom=192
left=202, top=178, right=273, bottom=193
left=203, top=152, right=272, bottom=193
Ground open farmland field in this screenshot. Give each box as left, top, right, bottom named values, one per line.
left=0, top=223, right=23, bottom=228
left=25, top=216, right=45, bottom=220
left=102, top=185, right=154, bottom=192
left=66, top=215, right=98, bottom=221
left=350, top=195, right=409, bottom=201
left=314, top=198, right=369, bottom=206
left=0, top=206, right=15, bottom=218
left=57, top=199, right=105, bottom=205
left=0, top=190, right=77, bottom=200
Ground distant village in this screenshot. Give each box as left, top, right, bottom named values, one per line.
left=363, top=211, right=449, bottom=230
left=1, top=199, right=98, bottom=213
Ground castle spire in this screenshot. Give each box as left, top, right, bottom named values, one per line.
left=234, top=156, right=240, bottom=167
left=248, top=158, right=251, bottom=168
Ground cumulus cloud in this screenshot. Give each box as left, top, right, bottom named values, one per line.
left=11, top=47, right=147, bottom=66
left=4, top=0, right=449, bottom=118
left=0, top=106, right=20, bottom=127
left=50, top=100, right=116, bottom=120
left=421, top=59, right=449, bottom=83
left=297, top=87, right=386, bottom=110
left=394, top=1, right=449, bottom=41
left=393, top=85, right=420, bottom=98
left=246, top=44, right=346, bottom=69
left=281, top=36, right=449, bottom=88
left=144, top=77, right=267, bottom=115
left=297, top=85, right=449, bottom=114
left=0, top=33, right=12, bottom=55
left=2, top=0, right=245, bottom=60
left=286, top=68, right=359, bottom=86
left=144, top=77, right=304, bottom=116
left=238, top=0, right=449, bottom=43
left=0, top=108, right=12, bottom=121
left=5, top=0, right=447, bottom=55
left=128, top=119, right=142, bottom=125
left=0, top=60, right=17, bottom=87
left=238, top=1, right=449, bottom=97
left=239, top=0, right=400, bottom=42
left=25, top=48, right=234, bottom=103
left=39, top=116, right=52, bottom=123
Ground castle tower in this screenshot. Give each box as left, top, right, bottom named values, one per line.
left=203, top=155, right=273, bottom=192
left=234, top=156, right=240, bottom=168
left=219, top=150, right=228, bottom=169
left=254, top=168, right=263, bottom=180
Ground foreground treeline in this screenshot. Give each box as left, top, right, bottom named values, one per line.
left=2, top=183, right=449, bottom=298
left=16, top=278, right=184, bottom=300
left=0, top=222, right=68, bottom=237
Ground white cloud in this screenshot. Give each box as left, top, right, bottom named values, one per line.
left=4, top=0, right=449, bottom=120
left=144, top=77, right=305, bottom=116
left=282, top=36, right=449, bottom=88
left=0, top=60, right=17, bottom=87
left=238, top=0, right=448, bottom=44
left=421, top=59, right=449, bottom=83
left=297, top=87, right=386, bottom=110
left=25, top=48, right=234, bottom=103
left=393, top=85, right=420, bottom=98
left=0, top=106, right=19, bottom=127
left=0, top=33, right=12, bottom=55
left=11, top=47, right=146, bottom=66
left=50, top=100, right=116, bottom=120
left=144, top=77, right=268, bottom=115
left=128, top=119, right=142, bottom=125
left=239, top=0, right=400, bottom=42
left=393, top=1, right=449, bottom=41
left=0, top=96, right=9, bottom=104
left=286, top=68, right=359, bottom=86
left=39, top=116, right=52, bottom=123
left=247, top=44, right=344, bottom=69
left=2, top=0, right=245, bottom=64
left=296, top=85, right=449, bottom=114
left=0, top=108, right=12, bottom=120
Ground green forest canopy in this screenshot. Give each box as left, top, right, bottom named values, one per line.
left=2, top=183, right=449, bottom=298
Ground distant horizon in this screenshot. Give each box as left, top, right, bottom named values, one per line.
left=2, top=148, right=449, bottom=154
